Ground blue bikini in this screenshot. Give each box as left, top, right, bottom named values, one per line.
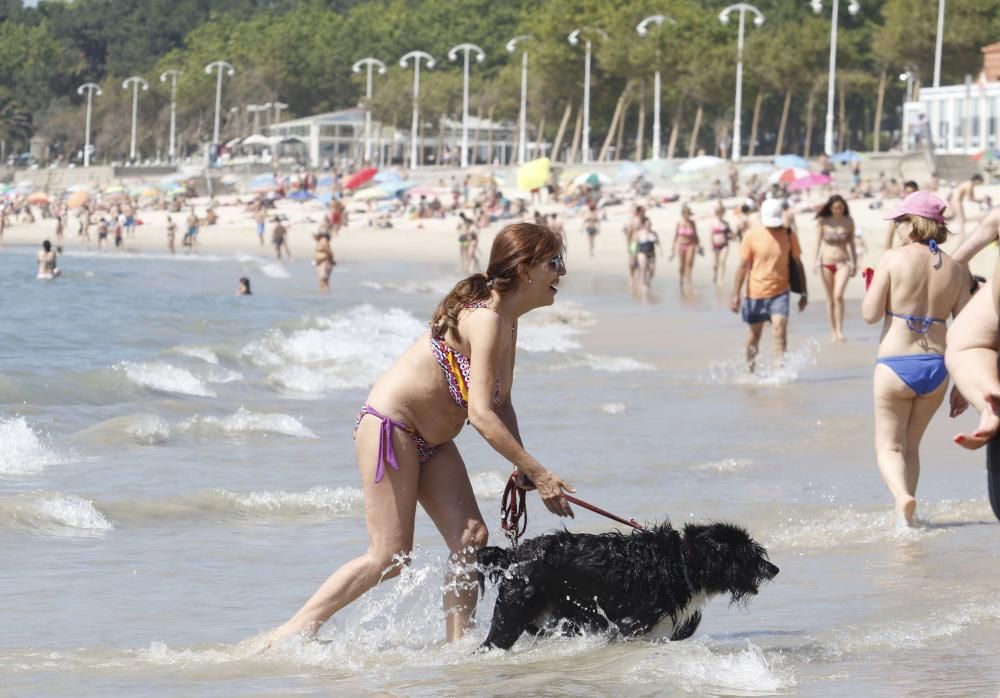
left=876, top=240, right=949, bottom=396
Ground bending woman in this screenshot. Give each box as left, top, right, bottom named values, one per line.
left=270, top=222, right=573, bottom=644
left=814, top=194, right=857, bottom=342
left=862, top=192, right=969, bottom=527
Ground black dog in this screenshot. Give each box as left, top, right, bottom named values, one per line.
left=477, top=521, right=778, bottom=650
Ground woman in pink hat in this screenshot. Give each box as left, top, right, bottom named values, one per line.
left=862, top=191, right=970, bottom=527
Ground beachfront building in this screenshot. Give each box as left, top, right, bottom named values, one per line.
left=263, top=107, right=532, bottom=168
left=903, top=42, right=1000, bottom=155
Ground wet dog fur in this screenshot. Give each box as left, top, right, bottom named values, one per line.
left=477, top=521, right=778, bottom=650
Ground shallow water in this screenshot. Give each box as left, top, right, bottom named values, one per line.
left=2, top=244, right=998, bottom=696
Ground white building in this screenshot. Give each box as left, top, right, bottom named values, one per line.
left=903, top=43, right=1000, bottom=155
left=264, top=107, right=529, bottom=168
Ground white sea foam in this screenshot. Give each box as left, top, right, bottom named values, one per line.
left=0, top=417, right=66, bottom=476
left=470, top=470, right=511, bottom=499
left=625, top=640, right=796, bottom=692
left=117, top=362, right=216, bottom=397
left=178, top=407, right=317, bottom=439
left=71, top=414, right=170, bottom=446
left=219, top=486, right=362, bottom=516
left=550, top=353, right=656, bottom=372
left=241, top=305, right=426, bottom=393
left=362, top=278, right=456, bottom=295
left=255, top=260, right=292, bottom=278
left=170, top=346, right=219, bottom=364
left=204, top=368, right=244, bottom=384
left=702, top=339, right=820, bottom=386
left=1, top=492, right=114, bottom=535
left=765, top=504, right=944, bottom=550
left=123, top=414, right=171, bottom=445
left=601, top=403, right=627, bottom=415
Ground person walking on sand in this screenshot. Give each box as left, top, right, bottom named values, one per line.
left=730, top=198, right=809, bottom=372
left=583, top=205, right=600, bottom=258
left=254, top=207, right=267, bottom=246
left=670, top=205, right=701, bottom=293
left=267, top=223, right=574, bottom=647
left=635, top=216, right=659, bottom=300
left=710, top=203, right=733, bottom=286
left=946, top=173, right=984, bottom=239
left=272, top=217, right=290, bottom=260
left=313, top=228, right=336, bottom=290
left=862, top=191, right=969, bottom=527
left=166, top=215, right=176, bottom=255
left=813, top=195, right=858, bottom=342
left=624, top=205, right=644, bottom=288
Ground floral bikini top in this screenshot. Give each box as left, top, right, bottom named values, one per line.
left=429, top=302, right=505, bottom=409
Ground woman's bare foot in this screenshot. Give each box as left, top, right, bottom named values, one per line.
left=896, top=496, right=917, bottom=528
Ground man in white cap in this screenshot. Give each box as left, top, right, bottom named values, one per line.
left=730, top=198, right=808, bottom=371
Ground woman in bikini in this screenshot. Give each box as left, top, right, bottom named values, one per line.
left=862, top=191, right=969, bottom=527
left=814, top=195, right=858, bottom=342
left=634, top=216, right=659, bottom=300
left=669, top=205, right=701, bottom=293
left=710, top=203, right=732, bottom=286
left=313, top=225, right=336, bottom=291
left=270, top=222, right=574, bottom=645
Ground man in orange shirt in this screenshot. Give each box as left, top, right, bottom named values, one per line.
left=730, top=198, right=808, bottom=371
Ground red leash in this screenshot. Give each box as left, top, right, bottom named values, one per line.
left=500, top=472, right=644, bottom=546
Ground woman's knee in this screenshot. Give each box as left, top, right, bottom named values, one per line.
left=367, top=547, right=414, bottom=581
left=452, top=519, right=488, bottom=554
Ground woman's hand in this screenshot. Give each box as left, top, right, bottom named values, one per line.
left=949, top=385, right=969, bottom=418
left=954, top=394, right=1000, bottom=449
left=518, top=469, right=575, bottom=517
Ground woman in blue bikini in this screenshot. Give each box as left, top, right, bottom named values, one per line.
left=862, top=191, right=970, bottom=527
left=269, top=222, right=573, bottom=645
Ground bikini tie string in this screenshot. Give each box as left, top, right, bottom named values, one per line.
left=500, top=471, right=645, bottom=548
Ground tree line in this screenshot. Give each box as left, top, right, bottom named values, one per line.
left=1, top=0, right=997, bottom=164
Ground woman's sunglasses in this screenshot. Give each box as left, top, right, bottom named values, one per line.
left=547, top=255, right=566, bottom=273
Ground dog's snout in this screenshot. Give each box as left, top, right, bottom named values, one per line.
left=763, top=561, right=779, bottom=579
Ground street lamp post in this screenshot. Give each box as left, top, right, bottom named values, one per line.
left=122, top=76, right=149, bottom=162
left=352, top=58, right=387, bottom=164
left=159, top=69, right=181, bottom=162
left=400, top=51, right=435, bottom=169
left=933, top=0, right=945, bottom=88
left=77, top=82, right=102, bottom=168
left=448, top=43, right=486, bottom=169
left=506, top=35, right=532, bottom=165
left=568, top=28, right=607, bottom=164
left=636, top=15, right=676, bottom=160
left=204, top=60, right=235, bottom=145
left=719, top=4, right=765, bottom=162
left=812, top=0, right=861, bottom=156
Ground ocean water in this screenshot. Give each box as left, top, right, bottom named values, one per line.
left=2, top=244, right=999, bottom=697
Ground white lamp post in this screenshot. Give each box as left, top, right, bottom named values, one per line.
left=159, top=69, right=181, bottom=162
left=352, top=58, right=387, bottom=164
left=933, top=0, right=945, bottom=88
left=636, top=15, right=676, bottom=160
left=811, top=0, right=861, bottom=156
left=77, top=82, right=102, bottom=168
left=448, top=43, right=486, bottom=169
left=122, top=76, right=149, bottom=162
left=204, top=60, right=235, bottom=145
left=506, top=35, right=532, bottom=165
left=719, top=4, right=765, bottom=162
left=400, top=51, right=436, bottom=169
left=568, top=28, right=607, bottom=164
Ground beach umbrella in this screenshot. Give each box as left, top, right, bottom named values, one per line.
left=640, top=158, right=677, bottom=178
left=740, top=163, right=774, bottom=177
left=787, top=173, right=831, bottom=191
left=971, top=148, right=1000, bottom=162
left=141, top=187, right=159, bottom=197
left=66, top=191, right=90, bottom=208
left=573, top=171, right=612, bottom=187
left=373, top=170, right=403, bottom=184
left=352, top=186, right=390, bottom=201
left=679, top=155, right=726, bottom=173
left=14, top=180, right=33, bottom=191
left=830, top=150, right=862, bottom=164
left=344, top=167, right=378, bottom=190
left=559, top=169, right=584, bottom=184
left=104, top=184, right=124, bottom=194
left=317, top=175, right=334, bottom=187
left=769, top=167, right=811, bottom=185
left=26, top=191, right=49, bottom=205
left=774, top=154, right=809, bottom=169
left=671, top=171, right=708, bottom=184
left=288, top=190, right=315, bottom=201
left=65, top=183, right=93, bottom=193
left=516, top=158, right=551, bottom=192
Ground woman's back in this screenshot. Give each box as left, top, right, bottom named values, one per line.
left=875, top=243, right=966, bottom=356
